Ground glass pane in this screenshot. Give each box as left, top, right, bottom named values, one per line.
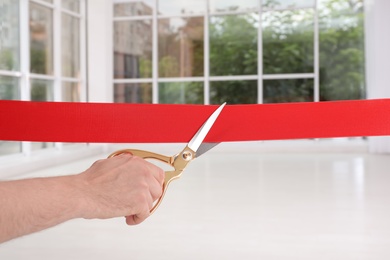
left=31, top=79, right=54, bottom=101
left=159, top=17, right=204, bottom=78
left=263, top=78, right=313, bottom=103
left=62, top=0, right=80, bottom=13
left=30, top=3, right=54, bottom=75
left=263, top=9, right=314, bottom=74
left=159, top=0, right=205, bottom=16
left=262, top=0, right=314, bottom=9
left=114, top=83, right=152, bottom=103
left=319, top=0, right=365, bottom=101
left=0, top=142, right=21, bottom=155
left=62, top=14, right=80, bottom=78
left=0, top=76, right=19, bottom=100
left=0, top=0, right=20, bottom=71
left=210, top=80, right=257, bottom=104
left=159, top=82, right=203, bottom=104
left=114, top=20, right=153, bottom=79
left=210, top=14, right=258, bottom=76
left=210, top=0, right=258, bottom=13
left=114, top=1, right=154, bottom=17
left=62, top=81, right=80, bottom=102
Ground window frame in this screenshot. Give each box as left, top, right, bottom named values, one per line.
left=112, top=0, right=320, bottom=105
left=0, top=0, right=87, bottom=156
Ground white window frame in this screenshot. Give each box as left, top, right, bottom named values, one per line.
left=112, top=0, right=320, bottom=105
left=0, top=0, right=87, bottom=156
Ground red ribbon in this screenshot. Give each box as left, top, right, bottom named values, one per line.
left=1, top=99, right=390, bottom=143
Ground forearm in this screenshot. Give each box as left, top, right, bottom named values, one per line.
left=0, top=175, right=83, bottom=243
left=0, top=155, right=164, bottom=243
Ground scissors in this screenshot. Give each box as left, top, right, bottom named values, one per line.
left=108, top=103, right=226, bottom=214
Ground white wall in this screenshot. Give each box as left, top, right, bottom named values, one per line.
left=365, top=0, right=390, bottom=153
left=87, top=0, right=113, bottom=103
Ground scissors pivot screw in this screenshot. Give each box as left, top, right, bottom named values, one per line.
left=182, top=151, right=193, bottom=161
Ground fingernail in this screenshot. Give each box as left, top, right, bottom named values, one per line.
left=119, top=152, right=133, bottom=157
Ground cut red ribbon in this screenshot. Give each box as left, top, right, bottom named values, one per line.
left=1, top=99, right=390, bottom=143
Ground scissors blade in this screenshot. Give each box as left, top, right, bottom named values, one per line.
left=187, top=103, right=226, bottom=155
left=195, top=142, right=220, bottom=158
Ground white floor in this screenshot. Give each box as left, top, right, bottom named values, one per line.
left=1, top=148, right=390, bottom=259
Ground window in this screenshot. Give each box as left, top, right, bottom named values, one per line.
left=0, top=0, right=86, bottom=156
left=113, top=0, right=365, bottom=105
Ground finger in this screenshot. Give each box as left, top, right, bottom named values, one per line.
left=129, top=156, right=164, bottom=185
left=125, top=206, right=150, bottom=225
left=116, top=152, right=133, bottom=158
left=148, top=178, right=163, bottom=201
left=146, top=163, right=165, bottom=185
left=125, top=191, right=153, bottom=225
left=97, top=152, right=132, bottom=171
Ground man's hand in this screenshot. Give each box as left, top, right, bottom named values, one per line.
left=0, top=154, right=164, bottom=243
left=77, top=154, right=164, bottom=225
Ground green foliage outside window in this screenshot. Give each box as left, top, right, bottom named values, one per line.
left=210, top=14, right=258, bottom=76
left=0, top=76, right=19, bottom=100
left=319, top=0, right=365, bottom=101
left=159, top=82, right=203, bottom=104
left=0, top=50, right=15, bottom=71
left=209, top=0, right=365, bottom=103
left=210, top=80, right=257, bottom=104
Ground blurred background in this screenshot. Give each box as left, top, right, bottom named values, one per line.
left=1, top=1, right=390, bottom=259
left=0, top=0, right=385, bottom=160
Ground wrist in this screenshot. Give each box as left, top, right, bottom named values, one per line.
left=54, top=174, right=89, bottom=220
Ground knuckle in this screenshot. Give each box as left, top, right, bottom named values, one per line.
left=91, top=159, right=105, bottom=167
left=130, top=155, right=142, bottom=163
left=135, top=193, right=147, bottom=204
left=135, top=183, right=150, bottom=199
left=157, top=169, right=165, bottom=183
left=138, top=181, right=150, bottom=192
left=154, top=187, right=163, bottom=199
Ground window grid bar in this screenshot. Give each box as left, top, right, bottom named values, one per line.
left=0, top=71, right=22, bottom=77
left=209, top=9, right=258, bottom=17
left=263, top=73, right=316, bottom=80
left=262, top=5, right=316, bottom=12
left=159, top=77, right=204, bottom=83
left=114, top=15, right=153, bottom=21
left=30, top=74, right=55, bottom=81
left=61, top=8, right=82, bottom=18
left=54, top=0, right=62, bottom=102
left=20, top=0, right=31, bottom=102
left=29, top=75, right=83, bottom=83
left=20, top=0, right=31, bottom=156
left=79, top=0, right=87, bottom=102
left=314, top=0, right=320, bottom=102
left=53, top=0, right=62, bottom=150
left=157, top=13, right=209, bottom=19
left=204, top=0, right=210, bottom=105
left=152, top=0, right=158, bottom=103
left=114, top=75, right=317, bottom=84
left=258, top=0, right=263, bottom=104
left=61, top=77, right=82, bottom=83
left=112, top=8, right=317, bottom=19
left=112, top=5, right=318, bottom=20
left=30, top=0, right=54, bottom=9
left=210, top=75, right=258, bottom=81
left=114, top=78, right=153, bottom=84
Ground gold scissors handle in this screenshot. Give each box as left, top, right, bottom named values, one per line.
left=108, top=147, right=195, bottom=214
